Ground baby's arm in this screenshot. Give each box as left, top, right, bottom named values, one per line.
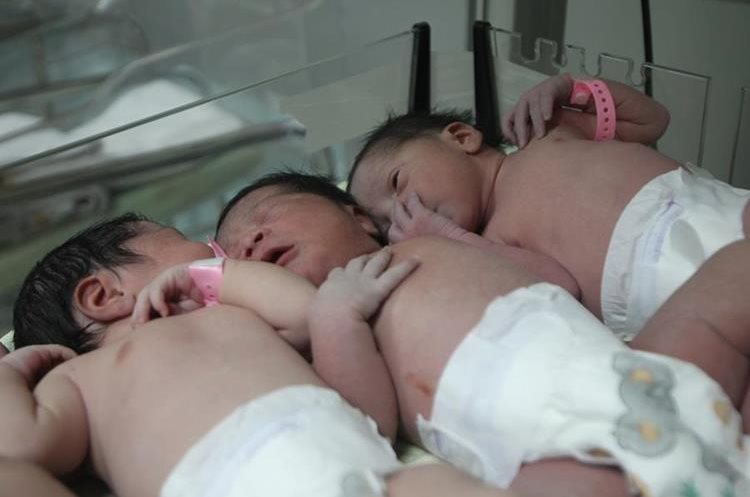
left=220, top=259, right=316, bottom=333
left=0, top=346, right=87, bottom=475
left=502, top=73, right=670, bottom=147
left=132, top=259, right=317, bottom=334
left=308, top=249, right=419, bottom=441
left=0, top=459, right=76, bottom=497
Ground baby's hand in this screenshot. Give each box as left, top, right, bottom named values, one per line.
left=131, top=263, right=204, bottom=325
left=389, top=192, right=468, bottom=243
left=1, top=345, right=76, bottom=386
left=313, top=249, right=419, bottom=324
left=501, top=74, right=573, bottom=148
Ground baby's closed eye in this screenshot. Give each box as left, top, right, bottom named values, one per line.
left=390, top=170, right=400, bottom=191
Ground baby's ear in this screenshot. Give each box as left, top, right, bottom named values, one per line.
left=349, top=205, right=381, bottom=238
left=74, top=271, right=134, bottom=324
left=441, top=122, right=484, bottom=154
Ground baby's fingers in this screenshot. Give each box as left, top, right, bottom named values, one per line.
left=131, top=286, right=168, bottom=325
left=346, top=253, right=370, bottom=272
left=541, top=90, right=555, bottom=121
left=528, top=93, right=546, bottom=139
left=152, top=287, right=170, bottom=319
left=390, top=196, right=412, bottom=229
left=168, top=299, right=203, bottom=316
left=405, top=192, right=428, bottom=215
left=131, top=290, right=152, bottom=325
left=388, top=224, right=405, bottom=243
left=513, top=100, right=531, bottom=148
left=501, top=108, right=518, bottom=144
left=363, top=249, right=394, bottom=277
left=376, top=258, right=420, bottom=294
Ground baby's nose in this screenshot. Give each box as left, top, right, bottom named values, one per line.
left=242, top=229, right=268, bottom=260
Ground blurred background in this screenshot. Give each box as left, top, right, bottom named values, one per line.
left=0, top=0, right=748, bottom=332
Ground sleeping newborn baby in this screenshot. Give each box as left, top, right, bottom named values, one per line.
left=348, top=75, right=750, bottom=343
left=2, top=213, right=521, bottom=497
left=215, top=171, right=750, bottom=497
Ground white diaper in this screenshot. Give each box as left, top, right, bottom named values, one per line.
left=601, top=164, right=750, bottom=340
left=417, top=283, right=750, bottom=497
left=161, top=385, right=402, bottom=497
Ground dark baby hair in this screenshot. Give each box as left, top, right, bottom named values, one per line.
left=347, top=109, right=474, bottom=188
left=216, top=170, right=387, bottom=245
left=13, top=212, right=151, bottom=354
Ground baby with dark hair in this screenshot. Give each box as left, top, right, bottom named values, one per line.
left=215, top=170, right=750, bottom=496
left=347, top=75, right=750, bottom=416
left=4, top=211, right=532, bottom=497
left=348, top=75, right=750, bottom=343
left=13, top=212, right=152, bottom=353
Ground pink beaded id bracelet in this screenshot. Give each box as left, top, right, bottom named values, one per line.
left=188, top=257, right=224, bottom=306
left=569, top=78, right=616, bottom=141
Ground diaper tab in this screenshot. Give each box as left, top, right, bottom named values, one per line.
left=417, top=414, right=519, bottom=488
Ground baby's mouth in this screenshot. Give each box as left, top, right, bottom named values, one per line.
left=265, top=245, right=296, bottom=266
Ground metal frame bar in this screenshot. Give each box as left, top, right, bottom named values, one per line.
left=408, top=22, right=431, bottom=114
left=472, top=20, right=500, bottom=147
left=640, top=0, right=654, bottom=96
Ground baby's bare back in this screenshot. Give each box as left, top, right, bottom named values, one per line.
left=375, top=236, right=539, bottom=442
left=56, top=305, right=323, bottom=497
left=483, top=126, right=680, bottom=315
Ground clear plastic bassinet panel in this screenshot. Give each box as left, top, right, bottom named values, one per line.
left=0, top=27, right=414, bottom=330
left=488, top=26, right=711, bottom=167
left=729, top=87, right=750, bottom=189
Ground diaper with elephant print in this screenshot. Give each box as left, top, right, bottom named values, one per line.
left=418, top=283, right=750, bottom=497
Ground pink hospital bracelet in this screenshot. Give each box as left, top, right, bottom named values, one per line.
left=188, top=258, right=224, bottom=307
left=207, top=238, right=227, bottom=258
left=569, top=78, right=616, bottom=141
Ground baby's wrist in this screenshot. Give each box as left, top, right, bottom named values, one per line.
left=567, top=77, right=616, bottom=141
left=188, top=258, right=225, bottom=306
left=561, top=73, right=576, bottom=98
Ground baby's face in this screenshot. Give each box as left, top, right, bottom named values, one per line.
left=216, top=186, right=381, bottom=286
left=350, top=137, right=486, bottom=237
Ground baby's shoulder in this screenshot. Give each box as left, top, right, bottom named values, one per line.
left=391, top=236, right=477, bottom=259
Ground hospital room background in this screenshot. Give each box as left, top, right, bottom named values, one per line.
left=0, top=0, right=748, bottom=356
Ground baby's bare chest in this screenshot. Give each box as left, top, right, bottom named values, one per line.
left=490, top=138, right=677, bottom=236
left=72, top=311, right=322, bottom=494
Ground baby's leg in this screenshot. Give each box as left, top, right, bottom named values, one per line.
left=0, top=458, right=75, bottom=497
left=632, top=239, right=750, bottom=422
left=387, top=460, right=631, bottom=497
left=387, top=464, right=515, bottom=497
left=511, top=459, right=631, bottom=497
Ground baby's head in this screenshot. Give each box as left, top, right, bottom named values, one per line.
left=13, top=213, right=211, bottom=353
left=215, top=171, right=386, bottom=286
left=347, top=110, right=496, bottom=236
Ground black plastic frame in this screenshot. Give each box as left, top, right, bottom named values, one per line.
left=472, top=20, right=500, bottom=147
left=408, top=22, right=431, bottom=113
